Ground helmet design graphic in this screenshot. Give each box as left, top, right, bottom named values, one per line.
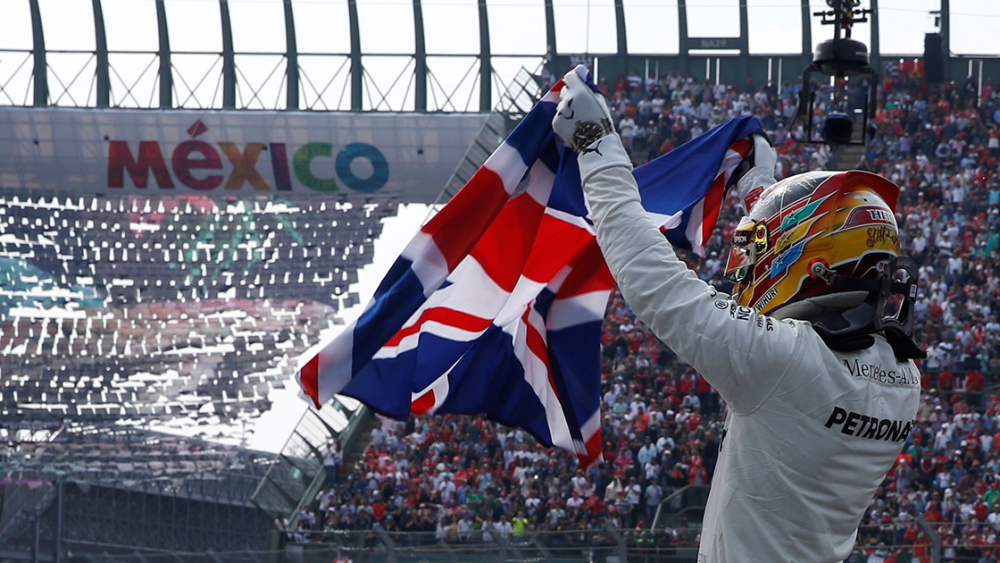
left=724, top=170, right=923, bottom=357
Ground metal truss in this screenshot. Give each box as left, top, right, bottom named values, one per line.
left=0, top=0, right=556, bottom=112
left=251, top=397, right=370, bottom=521
left=0, top=0, right=986, bottom=113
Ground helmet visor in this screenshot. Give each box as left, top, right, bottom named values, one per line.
left=724, top=217, right=757, bottom=283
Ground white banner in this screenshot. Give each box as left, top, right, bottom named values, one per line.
left=0, top=108, right=488, bottom=203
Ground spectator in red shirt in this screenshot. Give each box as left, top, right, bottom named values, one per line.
left=938, top=370, right=955, bottom=391
left=924, top=502, right=943, bottom=522
left=372, top=497, right=387, bottom=521
left=975, top=497, right=989, bottom=522
left=966, top=370, right=985, bottom=407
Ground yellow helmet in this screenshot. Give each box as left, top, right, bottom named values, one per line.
left=724, top=170, right=922, bottom=356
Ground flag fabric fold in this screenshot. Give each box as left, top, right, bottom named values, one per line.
left=298, top=65, right=763, bottom=467
left=634, top=116, right=763, bottom=256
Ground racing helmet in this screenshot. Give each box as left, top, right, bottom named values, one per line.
left=724, top=170, right=923, bottom=357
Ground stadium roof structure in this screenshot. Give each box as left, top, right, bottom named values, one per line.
left=1, top=0, right=999, bottom=114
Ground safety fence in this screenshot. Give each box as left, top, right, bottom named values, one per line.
left=253, top=527, right=673, bottom=563
left=8, top=523, right=1000, bottom=563
left=272, top=524, right=950, bottom=563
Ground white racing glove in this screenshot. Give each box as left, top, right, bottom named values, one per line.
left=732, top=133, right=777, bottom=213
left=552, top=65, right=631, bottom=183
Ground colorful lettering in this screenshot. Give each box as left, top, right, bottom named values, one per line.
left=172, top=140, right=224, bottom=191
left=293, top=142, right=339, bottom=193
left=217, top=142, right=270, bottom=191
left=108, top=141, right=174, bottom=188
left=335, top=143, right=390, bottom=193
left=107, top=134, right=388, bottom=194
left=270, top=143, right=292, bottom=191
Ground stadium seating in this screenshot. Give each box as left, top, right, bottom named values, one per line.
left=0, top=191, right=399, bottom=427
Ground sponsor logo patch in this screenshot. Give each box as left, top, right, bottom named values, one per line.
left=845, top=206, right=895, bottom=229
left=866, top=225, right=899, bottom=248
left=843, top=359, right=920, bottom=386
left=752, top=287, right=778, bottom=313
left=825, top=406, right=913, bottom=443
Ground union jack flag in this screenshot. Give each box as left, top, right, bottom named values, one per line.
left=298, top=66, right=762, bottom=468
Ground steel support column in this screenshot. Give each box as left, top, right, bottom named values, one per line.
left=738, top=0, right=750, bottom=84
left=348, top=0, right=363, bottom=110
left=92, top=0, right=110, bottom=107
left=614, top=0, right=627, bottom=71
left=28, top=0, right=48, bottom=106
left=32, top=514, right=40, bottom=563
left=220, top=0, right=236, bottom=108
left=869, top=0, right=880, bottom=71
left=478, top=0, right=491, bottom=112
left=677, top=0, right=689, bottom=76
left=55, top=481, right=63, bottom=563
left=940, top=0, right=950, bottom=80
left=801, top=0, right=812, bottom=70
left=155, top=0, right=172, bottom=108
left=283, top=0, right=299, bottom=110
left=544, top=0, right=557, bottom=60
left=413, top=0, right=427, bottom=111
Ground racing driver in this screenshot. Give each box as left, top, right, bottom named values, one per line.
left=552, top=66, right=924, bottom=562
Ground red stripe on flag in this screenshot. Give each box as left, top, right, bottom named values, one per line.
left=423, top=166, right=510, bottom=272
left=700, top=140, right=751, bottom=245
left=522, top=307, right=557, bottom=398
left=729, top=138, right=752, bottom=157
left=410, top=390, right=436, bottom=416
left=299, top=356, right=321, bottom=408
left=578, top=430, right=604, bottom=469
left=700, top=174, right=727, bottom=246
left=557, top=238, right=615, bottom=298
left=521, top=215, right=593, bottom=283
left=468, top=193, right=548, bottom=292
left=385, top=307, right=493, bottom=347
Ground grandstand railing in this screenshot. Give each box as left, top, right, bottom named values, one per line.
left=281, top=527, right=684, bottom=563
left=651, top=485, right=711, bottom=531
left=250, top=395, right=369, bottom=519
left=0, top=521, right=973, bottom=563
left=270, top=523, right=956, bottom=563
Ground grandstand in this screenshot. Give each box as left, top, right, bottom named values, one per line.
left=1, top=423, right=273, bottom=553
left=2, top=0, right=1000, bottom=562
left=0, top=191, right=397, bottom=420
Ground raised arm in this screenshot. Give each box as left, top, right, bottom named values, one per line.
left=552, top=67, right=808, bottom=413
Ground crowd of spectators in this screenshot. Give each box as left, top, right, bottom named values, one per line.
left=843, top=67, right=1000, bottom=563
left=596, top=69, right=832, bottom=174
left=288, top=66, right=1000, bottom=562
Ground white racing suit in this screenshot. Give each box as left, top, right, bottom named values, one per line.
left=577, top=136, right=921, bottom=563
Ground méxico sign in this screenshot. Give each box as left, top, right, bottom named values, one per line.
left=0, top=108, right=487, bottom=203
left=108, top=119, right=390, bottom=193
